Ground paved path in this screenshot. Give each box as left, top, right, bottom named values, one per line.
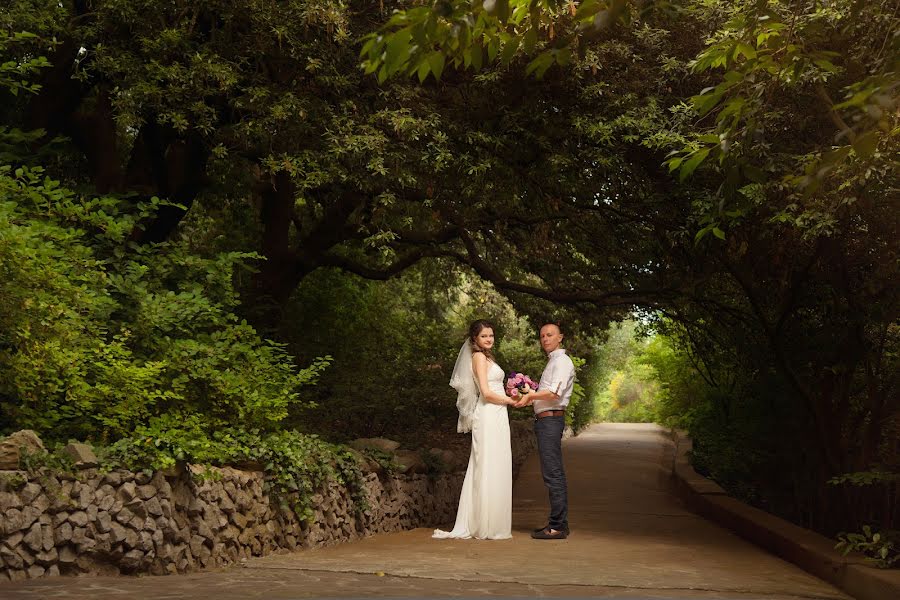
left=1, top=424, right=851, bottom=599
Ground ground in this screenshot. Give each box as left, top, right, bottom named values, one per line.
left=0, top=424, right=849, bottom=599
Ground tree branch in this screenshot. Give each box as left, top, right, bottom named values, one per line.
left=816, top=84, right=857, bottom=144
left=319, top=248, right=457, bottom=280
left=456, top=230, right=676, bottom=306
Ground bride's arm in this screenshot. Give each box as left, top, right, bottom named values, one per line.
left=472, top=353, right=514, bottom=406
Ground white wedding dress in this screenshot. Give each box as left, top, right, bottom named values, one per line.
left=433, top=360, right=512, bottom=540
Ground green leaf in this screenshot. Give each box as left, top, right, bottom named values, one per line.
left=359, top=36, right=377, bottom=59
left=384, top=28, right=413, bottom=75
left=523, top=27, right=538, bottom=54
left=852, top=131, right=879, bottom=159
left=525, top=50, right=554, bottom=78
left=735, top=42, right=756, bottom=60
left=742, top=164, right=766, bottom=183
left=813, top=59, right=838, bottom=72
left=719, top=96, right=746, bottom=121
left=712, top=227, right=725, bottom=240
left=821, top=145, right=852, bottom=166
left=497, top=0, right=510, bottom=23
left=692, top=92, right=723, bottom=116
left=679, top=147, right=710, bottom=181
left=694, top=224, right=713, bottom=244
left=427, top=51, right=445, bottom=80
left=416, top=59, right=430, bottom=83
left=576, top=0, right=601, bottom=19
left=501, top=36, right=520, bottom=64
left=723, top=70, right=743, bottom=85
left=834, top=89, right=874, bottom=110
left=487, top=37, right=499, bottom=62
left=471, top=43, right=483, bottom=71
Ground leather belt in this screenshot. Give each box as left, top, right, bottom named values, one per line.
left=535, top=410, right=565, bottom=419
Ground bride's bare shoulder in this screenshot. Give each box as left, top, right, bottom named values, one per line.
left=471, top=352, right=487, bottom=367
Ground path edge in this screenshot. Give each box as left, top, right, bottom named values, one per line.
left=667, top=428, right=900, bottom=600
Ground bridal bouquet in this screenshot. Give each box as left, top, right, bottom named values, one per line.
left=506, top=372, right=538, bottom=398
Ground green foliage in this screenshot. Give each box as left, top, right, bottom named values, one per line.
left=679, top=399, right=772, bottom=507
left=829, top=471, right=900, bottom=487
left=566, top=354, right=594, bottom=431
left=1, top=0, right=895, bottom=552
left=637, top=335, right=708, bottom=428
left=422, top=448, right=448, bottom=480
left=590, top=321, right=660, bottom=424
left=104, top=420, right=367, bottom=520
left=596, top=368, right=658, bottom=423
left=0, top=471, right=27, bottom=491
left=361, top=447, right=401, bottom=476
left=836, top=525, right=900, bottom=569
left=663, top=0, right=898, bottom=232
left=190, top=466, right=224, bottom=484
left=282, top=264, right=547, bottom=442
left=0, top=30, right=52, bottom=96
left=0, top=165, right=329, bottom=442
left=18, top=445, right=77, bottom=475
left=0, top=157, right=357, bottom=518
left=0, top=29, right=64, bottom=164
left=364, top=0, right=897, bottom=242
left=586, top=320, right=775, bottom=504
left=360, top=0, right=634, bottom=82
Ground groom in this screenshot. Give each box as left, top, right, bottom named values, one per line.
left=515, top=321, right=575, bottom=540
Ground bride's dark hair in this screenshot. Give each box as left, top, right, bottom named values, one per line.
left=468, top=319, right=496, bottom=362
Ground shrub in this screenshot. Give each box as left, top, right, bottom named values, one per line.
left=0, top=165, right=329, bottom=442
left=836, top=525, right=900, bottom=569
left=103, top=420, right=366, bottom=520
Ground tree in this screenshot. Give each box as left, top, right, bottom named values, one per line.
left=3, top=0, right=896, bottom=535
left=4, top=0, right=697, bottom=326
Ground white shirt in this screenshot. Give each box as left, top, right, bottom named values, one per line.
left=534, top=348, right=576, bottom=415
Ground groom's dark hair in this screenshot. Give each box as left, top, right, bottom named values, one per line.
left=539, top=319, right=564, bottom=335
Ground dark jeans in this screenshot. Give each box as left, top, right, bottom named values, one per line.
left=534, top=416, right=568, bottom=531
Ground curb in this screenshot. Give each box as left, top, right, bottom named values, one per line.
left=668, top=429, right=900, bottom=600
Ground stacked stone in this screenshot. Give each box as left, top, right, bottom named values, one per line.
left=0, top=421, right=535, bottom=581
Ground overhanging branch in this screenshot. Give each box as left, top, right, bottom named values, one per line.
left=456, top=231, right=676, bottom=307
left=319, top=248, right=456, bottom=280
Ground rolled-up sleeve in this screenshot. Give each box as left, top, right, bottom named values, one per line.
left=541, top=358, right=574, bottom=397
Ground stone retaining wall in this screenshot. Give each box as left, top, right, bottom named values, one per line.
left=0, top=420, right=536, bottom=581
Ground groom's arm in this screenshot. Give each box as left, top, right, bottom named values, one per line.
left=515, top=361, right=568, bottom=407
left=514, top=388, right=558, bottom=408
left=523, top=389, right=559, bottom=403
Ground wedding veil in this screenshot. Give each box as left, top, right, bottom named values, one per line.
left=449, top=340, right=480, bottom=433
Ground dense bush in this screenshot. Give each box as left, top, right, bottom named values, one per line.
left=0, top=165, right=329, bottom=443
left=590, top=321, right=658, bottom=424
left=281, top=264, right=565, bottom=441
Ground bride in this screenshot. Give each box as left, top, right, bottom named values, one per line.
left=433, top=319, right=514, bottom=540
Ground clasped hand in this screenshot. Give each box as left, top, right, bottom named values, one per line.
left=510, top=393, right=533, bottom=409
